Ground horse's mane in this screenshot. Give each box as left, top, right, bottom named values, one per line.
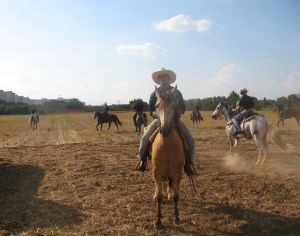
left=156, top=88, right=181, bottom=124
left=220, top=101, right=229, bottom=110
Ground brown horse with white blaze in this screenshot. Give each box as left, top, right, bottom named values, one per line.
left=151, top=86, right=185, bottom=229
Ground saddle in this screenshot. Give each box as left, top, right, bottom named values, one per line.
left=146, top=123, right=189, bottom=161
left=243, top=110, right=258, bottom=121
left=227, top=111, right=260, bottom=126
left=227, top=112, right=263, bottom=140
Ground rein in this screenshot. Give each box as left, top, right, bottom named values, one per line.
left=188, top=176, right=197, bottom=195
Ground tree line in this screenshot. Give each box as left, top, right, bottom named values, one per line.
left=0, top=91, right=297, bottom=115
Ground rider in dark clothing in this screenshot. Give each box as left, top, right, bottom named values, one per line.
left=103, top=103, right=110, bottom=118
left=192, top=103, right=203, bottom=120
left=31, top=107, right=37, bottom=115
left=232, top=88, right=255, bottom=136
left=133, top=99, right=144, bottom=126
left=103, top=103, right=110, bottom=112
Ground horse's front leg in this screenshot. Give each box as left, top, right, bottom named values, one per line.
left=108, top=121, right=111, bottom=131
left=153, top=177, right=163, bottom=229
left=96, top=122, right=99, bottom=131
left=172, top=180, right=181, bottom=225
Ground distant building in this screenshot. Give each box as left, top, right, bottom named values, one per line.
left=0, top=90, right=74, bottom=105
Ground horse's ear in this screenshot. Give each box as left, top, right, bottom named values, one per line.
left=155, top=86, right=160, bottom=97
left=171, top=85, right=177, bottom=94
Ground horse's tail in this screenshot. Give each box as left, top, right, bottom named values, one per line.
left=114, top=115, right=122, bottom=126
left=267, top=121, right=288, bottom=150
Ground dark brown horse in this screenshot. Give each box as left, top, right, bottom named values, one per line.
left=275, top=104, right=300, bottom=127
left=94, top=111, right=122, bottom=131
left=190, top=110, right=203, bottom=128
left=151, top=86, right=185, bottom=229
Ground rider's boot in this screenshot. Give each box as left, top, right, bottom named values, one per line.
left=184, top=151, right=197, bottom=176
left=136, top=156, right=147, bottom=172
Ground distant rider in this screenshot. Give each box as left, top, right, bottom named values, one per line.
left=133, top=99, right=145, bottom=126
left=192, top=103, right=203, bottom=120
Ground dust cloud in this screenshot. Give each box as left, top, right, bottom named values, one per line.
left=224, top=151, right=300, bottom=181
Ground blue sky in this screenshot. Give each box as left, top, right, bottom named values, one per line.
left=0, top=0, right=299, bottom=105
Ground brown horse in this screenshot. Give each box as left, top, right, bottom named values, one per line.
left=93, top=111, right=122, bottom=131
left=275, top=104, right=300, bottom=127
left=151, top=86, right=185, bottom=229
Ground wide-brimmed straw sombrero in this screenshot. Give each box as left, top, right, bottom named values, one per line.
left=152, top=67, right=176, bottom=85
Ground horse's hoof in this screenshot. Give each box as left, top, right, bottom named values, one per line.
left=175, top=218, right=180, bottom=225
left=155, top=221, right=163, bottom=230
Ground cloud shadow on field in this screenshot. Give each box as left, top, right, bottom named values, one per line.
left=0, top=162, right=83, bottom=233
left=203, top=202, right=300, bottom=235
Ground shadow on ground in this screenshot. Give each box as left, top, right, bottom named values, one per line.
left=203, top=202, right=300, bottom=235
left=0, top=162, right=83, bottom=233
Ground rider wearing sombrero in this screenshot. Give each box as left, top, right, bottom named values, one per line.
left=232, top=88, right=255, bottom=136
left=136, top=68, right=196, bottom=176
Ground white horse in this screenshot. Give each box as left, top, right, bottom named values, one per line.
left=212, top=102, right=287, bottom=165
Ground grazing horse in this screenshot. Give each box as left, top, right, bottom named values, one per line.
left=151, top=86, right=185, bottom=229
left=212, top=102, right=287, bottom=165
left=29, top=113, right=39, bottom=131
left=134, top=111, right=148, bottom=135
left=190, top=110, right=203, bottom=128
left=275, top=104, right=300, bottom=127
left=93, top=111, right=122, bottom=131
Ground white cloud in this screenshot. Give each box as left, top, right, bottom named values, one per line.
left=286, top=71, right=300, bottom=93
left=210, top=64, right=240, bottom=85
left=116, top=42, right=165, bottom=59
left=199, top=64, right=241, bottom=97
left=154, top=15, right=212, bottom=33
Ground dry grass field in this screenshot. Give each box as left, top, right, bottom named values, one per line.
left=0, top=111, right=299, bottom=235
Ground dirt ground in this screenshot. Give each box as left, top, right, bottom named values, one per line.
left=0, top=112, right=299, bottom=235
